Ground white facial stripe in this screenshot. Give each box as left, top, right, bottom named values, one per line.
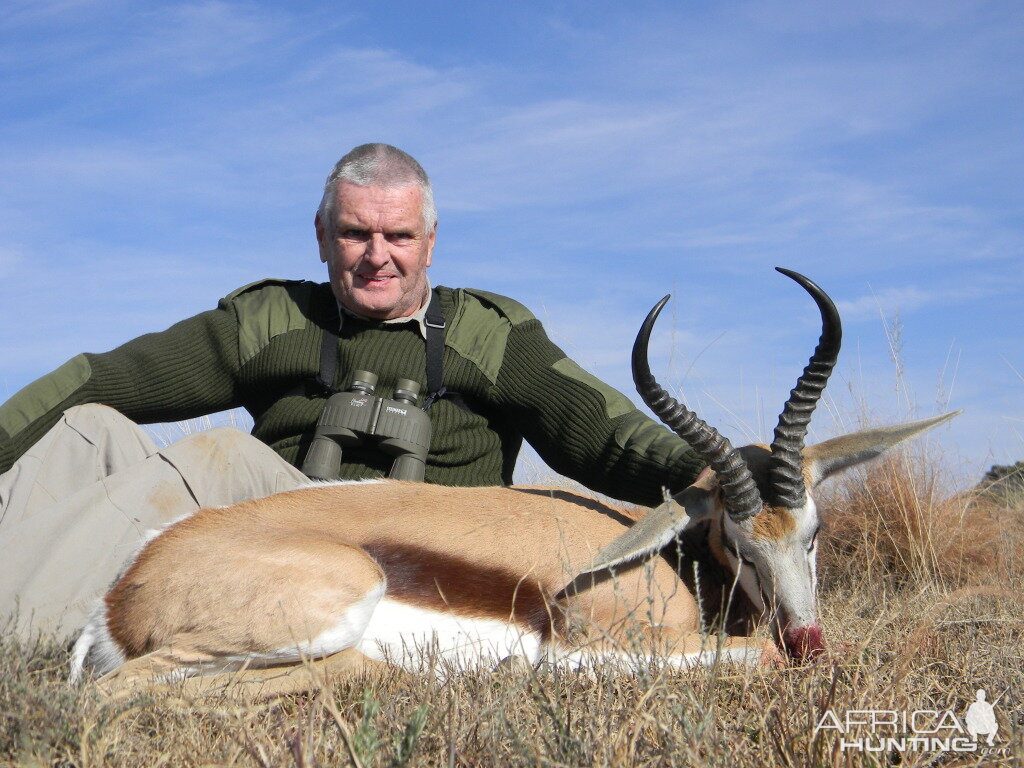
left=810, top=544, right=818, bottom=598
left=720, top=502, right=820, bottom=627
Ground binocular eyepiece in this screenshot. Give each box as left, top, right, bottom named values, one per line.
left=301, top=370, right=433, bottom=482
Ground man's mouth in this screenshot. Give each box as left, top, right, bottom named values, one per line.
left=356, top=274, right=394, bottom=286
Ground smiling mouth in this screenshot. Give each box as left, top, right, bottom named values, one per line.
left=356, top=274, right=394, bottom=285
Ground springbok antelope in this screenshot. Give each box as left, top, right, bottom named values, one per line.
left=71, top=268, right=955, bottom=694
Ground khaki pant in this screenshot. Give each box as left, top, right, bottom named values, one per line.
left=0, top=404, right=308, bottom=640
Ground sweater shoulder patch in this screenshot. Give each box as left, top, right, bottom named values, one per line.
left=460, top=288, right=535, bottom=326
left=0, top=354, right=92, bottom=439
left=446, top=290, right=523, bottom=384
left=221, top=279, right=316, bottom=366
left=223, top=277, right=306, bottom=302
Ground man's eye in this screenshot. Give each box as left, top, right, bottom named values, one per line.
left=388, top=232, right=413, bottom=242
left=341, top=229, right=369, bottom=240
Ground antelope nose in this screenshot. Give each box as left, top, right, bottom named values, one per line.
left=782, top=624, right=825, bottom=663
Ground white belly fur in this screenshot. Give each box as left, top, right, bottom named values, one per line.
left=357, top=598, right=543, bottom=673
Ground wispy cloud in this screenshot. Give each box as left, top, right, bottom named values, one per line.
left=1, top=0, right=1021, bottom=478
left=837, top=282, right=1006, bottom=323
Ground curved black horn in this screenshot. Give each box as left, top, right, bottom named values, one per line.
left=768, top=268, right=842, bottom=508
left=633, top=295, right=762, bottom=522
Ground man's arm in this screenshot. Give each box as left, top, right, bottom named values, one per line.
left=0, top=306, right=242, bottom=475
left=489, top=315, right=705, bottom=507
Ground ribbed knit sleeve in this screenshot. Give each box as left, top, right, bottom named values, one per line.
left=490, top=319, right=705, bottom=506
left=0, top=308, right=242, bottom=474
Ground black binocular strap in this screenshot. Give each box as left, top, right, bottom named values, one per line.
left=422, top=290, right=447, bottom=410
left=314, top=290, right=471, bottom=412
left=316, top=311, right=341, bottom=395
left=423, top=290, right=473, bottom=413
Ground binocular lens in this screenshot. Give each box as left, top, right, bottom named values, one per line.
left=351, top=370, right=378, bottom=393
left=393, top=378, right=421, bottom=404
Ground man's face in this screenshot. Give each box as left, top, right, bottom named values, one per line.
left=316, top=181, right=436, bottom=319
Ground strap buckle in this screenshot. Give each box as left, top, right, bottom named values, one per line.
left=422, top=386, right=447, bottom=411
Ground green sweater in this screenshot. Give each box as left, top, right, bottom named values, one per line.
left=0, top=280, right=703, bottom=506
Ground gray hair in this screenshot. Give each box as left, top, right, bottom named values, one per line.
left=318, top=143, right=437, bottom=233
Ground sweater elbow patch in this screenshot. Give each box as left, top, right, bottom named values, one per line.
left=613, top=412, right=679, bottom=465
left=550, top=358, right=634, bottom=419
left=0, top=354, right=92, bottom=438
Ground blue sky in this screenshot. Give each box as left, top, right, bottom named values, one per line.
left=1, top=0, right=1021, bottom=485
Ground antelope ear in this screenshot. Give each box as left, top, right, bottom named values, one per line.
left=802, top=411, right=960, bottom=486
left=566, top=481, right=717, bottom=582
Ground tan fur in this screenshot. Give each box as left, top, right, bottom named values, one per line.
left=96, top=481, right=775, bottom=687
left=107, top=523, right=385, bottom=659
left=752, top=507, right=797, bottom=542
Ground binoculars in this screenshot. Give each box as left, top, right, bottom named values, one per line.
left=301, top=370, right=432, bottom=482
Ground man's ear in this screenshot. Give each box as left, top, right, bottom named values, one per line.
left=802, top=411, right=960, bottom=486
left=315, top=212, right=328, bottom=263
left=424, top=222, right=437, bottom=268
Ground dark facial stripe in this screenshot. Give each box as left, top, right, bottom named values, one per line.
left=362, top=542, right=560, bottom=639
left=720, top=529, right=748, bottom=563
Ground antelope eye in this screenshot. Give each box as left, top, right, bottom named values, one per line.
left=808, top=526, right=820, bottom=552
left=734, top=547, right=756, bottom=568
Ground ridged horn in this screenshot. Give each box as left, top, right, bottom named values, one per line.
left=633, top=296, right=762, bottom=522
left=768, top=268, right=842, bottom=508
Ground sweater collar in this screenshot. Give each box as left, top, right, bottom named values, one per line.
left=335, top=278, right=431, bottom=340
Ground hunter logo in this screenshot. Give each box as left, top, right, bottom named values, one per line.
left=814, top=689, right=1006, bottom=754
left=964, top=689, right=999, bottom=745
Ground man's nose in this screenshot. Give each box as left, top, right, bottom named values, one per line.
left=364, top=234, right=390, bottom=266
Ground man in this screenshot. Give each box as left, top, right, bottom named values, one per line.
left=0, top=144, right=704, bottom=639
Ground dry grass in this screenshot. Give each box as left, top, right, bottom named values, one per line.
left=816, top=446, right=1017, bottom=589
left=3, top=445, right=1023, bottom=767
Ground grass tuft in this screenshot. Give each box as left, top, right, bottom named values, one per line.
left=816, top=442, right=1019, bottom=589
